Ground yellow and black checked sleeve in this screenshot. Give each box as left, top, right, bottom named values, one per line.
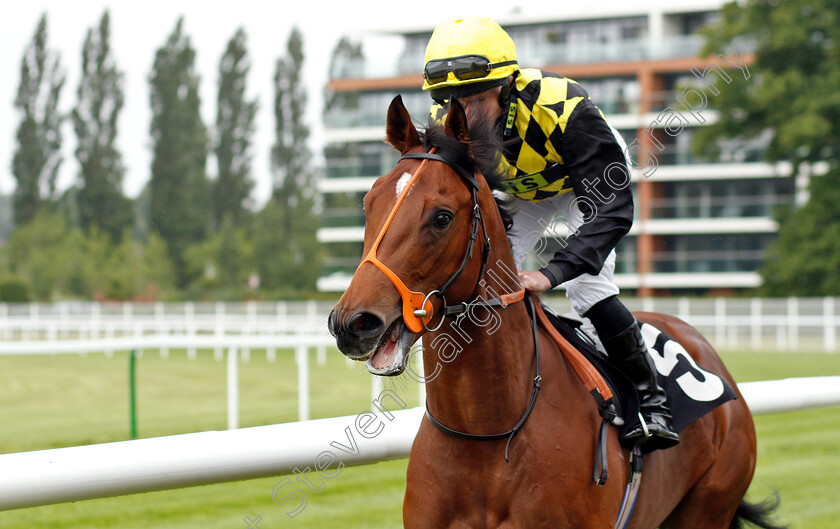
left=539, top=96, right=633, bottom=288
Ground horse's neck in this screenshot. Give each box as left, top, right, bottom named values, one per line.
left=423, top=257, right=536, bottom=432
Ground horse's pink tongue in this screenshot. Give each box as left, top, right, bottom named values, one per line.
left=371, top=333, right=399, bottom=369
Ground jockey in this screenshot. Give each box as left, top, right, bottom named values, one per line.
left=421, top=16, right=679, bottom=450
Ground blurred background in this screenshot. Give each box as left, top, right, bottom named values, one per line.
left=0, top=0, right=838, bottom=527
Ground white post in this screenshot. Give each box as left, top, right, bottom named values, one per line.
left=776, top=321, right=787, bottom=352
left=677, top=297, right=689, bottom=322
left=307, top=300, right=317, bottom=324
left=92, top=302, right=101, bottom=340
left=371, top=374, right=384, bottom=404
left=121, top=302, right=131, bottom=340
left=750, top=298, right=762, bottom=351
left=0, top=303, right=7, bottom=340
left=296, top=346, right=309, bottom=421
left=227, top=347, right=239, bottom=430
left=825, top=297, right=836, bottom=353
left=317, top=346, right=327, bottom=366
left=727, top=322, right=738, bottom=350
left=276, top=301, right=286, bottom=326
left=156, top=302, right=168, bottom=359
left=214, top=302, right=224, bottom=361
left=245, top=301, right=256, bottom=361
left=788, top=297, right=799, bottom=351
left=714, top=298, right=726, bottom=349
left=60, top=302, right=69, bottom=339
left=25, top=303, right=37, bottom=341
left=186, top=302, right=196, bottom=360
left=105, top=325, right=114, bottom=358
left=134, top=322, right=144, bottom=358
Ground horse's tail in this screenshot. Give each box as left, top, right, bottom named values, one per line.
left=729, top=494, right=788, bottom=529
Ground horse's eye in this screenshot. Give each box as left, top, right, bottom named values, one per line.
left=433, top=211, right=453, bottom=228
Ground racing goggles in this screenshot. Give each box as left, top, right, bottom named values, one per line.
left=424, top=55, right=517, bottom=86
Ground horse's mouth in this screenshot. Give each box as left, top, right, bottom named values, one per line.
left=365, top=318, right=415, bottom=376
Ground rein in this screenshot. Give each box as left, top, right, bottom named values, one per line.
left=425, top=293, right=542, bottom=462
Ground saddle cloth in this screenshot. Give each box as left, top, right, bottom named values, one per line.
left=539, top=304, right=737, bottom=449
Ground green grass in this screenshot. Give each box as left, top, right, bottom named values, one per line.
left=719, top=350, right=840, bottom=529
left=0, top=349, right=837, bottom=528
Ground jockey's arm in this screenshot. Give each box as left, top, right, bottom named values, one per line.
left=537, top=99, right=633, bottom=288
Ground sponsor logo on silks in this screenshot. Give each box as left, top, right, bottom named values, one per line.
left=504, top=101, right=517, bottom=137
left=494, top=163, right=567, bottom=194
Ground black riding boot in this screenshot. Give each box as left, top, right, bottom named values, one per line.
left=601, top=321, right=680, bottom=451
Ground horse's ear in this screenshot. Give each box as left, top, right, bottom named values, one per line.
left=385, top=95, right=420, bottom=154
left=444, top=98, right=471, bottom=145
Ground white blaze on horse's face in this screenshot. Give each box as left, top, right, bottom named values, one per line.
left=396, top=172, right=412, bottom=198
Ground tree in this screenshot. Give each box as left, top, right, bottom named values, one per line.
left=140, top=233, right=176, bottom=299
left=184, top=214, right=254, bottom=298
left=213, top=28, right=258, bottom=228
left=12, top=14, right=65, bottom=227
left=272, top=27, right=310, bottom=194
left=259, top=27, right=322, bottom=294
left=72, top=10, right=132, bottom=241
left=148, top=17, right=210, bottom=287
left=4, top=211, right=79, bottom=300
left=697, top=0, right=840, bottom=295
left=759, top=167, right=840, bottom=295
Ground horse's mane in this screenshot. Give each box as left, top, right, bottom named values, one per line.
left=420, top=114, right=517, bottom=228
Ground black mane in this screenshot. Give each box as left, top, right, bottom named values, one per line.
left=419, top=113, right=517, bottom=226
left=420, top=113, right=509, bottom=190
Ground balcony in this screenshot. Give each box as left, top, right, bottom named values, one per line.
left=651, top=250, right=767, bottom=274
left=334, top=35, right=709, bottom=81
left=644, top=145, right=768, bottom=166
left=650, top=194, right=793, bottom=219
left=324, top=109, right=388, bottom=129
left=325, top=157, right=397, bottom=179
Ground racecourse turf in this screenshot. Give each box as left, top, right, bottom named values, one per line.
left=0, top=348, right=838, bottom=528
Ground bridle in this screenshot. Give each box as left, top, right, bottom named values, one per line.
left=356, top=145, right=541, bottom=460
left=357, top=147, right=492, bottom=333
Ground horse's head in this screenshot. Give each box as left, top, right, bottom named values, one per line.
left=328, top=95, right=511, bottom=376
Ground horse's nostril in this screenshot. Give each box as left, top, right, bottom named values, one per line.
left=347, top=312, right=385, bottom=340
left=327, top=310, right=341, bottom=337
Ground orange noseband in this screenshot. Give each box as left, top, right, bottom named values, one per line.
left=357, top=152, right=436, bottom=333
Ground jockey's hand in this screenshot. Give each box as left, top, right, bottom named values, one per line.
left=517, top=270, right=552, bottom=293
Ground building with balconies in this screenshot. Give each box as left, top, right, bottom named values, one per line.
left=318, top=1, right=797, bottom=296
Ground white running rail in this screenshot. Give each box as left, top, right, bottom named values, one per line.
left=0, top=377, right=838, bottom=511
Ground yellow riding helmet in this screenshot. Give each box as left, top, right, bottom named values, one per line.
left=422, top=16, right=519, bottom=100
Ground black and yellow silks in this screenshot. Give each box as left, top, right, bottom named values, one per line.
left=432, top=69, right=610, bottom=202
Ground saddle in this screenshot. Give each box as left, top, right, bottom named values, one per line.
left=532, top=299, right=737, bottom=475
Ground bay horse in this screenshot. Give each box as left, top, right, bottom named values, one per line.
left=328, top=95, right=785, bottom=529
